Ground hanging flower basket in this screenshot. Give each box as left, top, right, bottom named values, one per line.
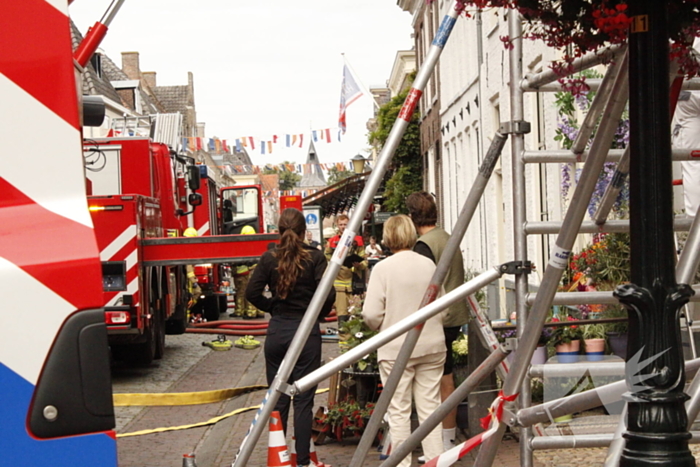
left=448, top=1, right=700, bottom=82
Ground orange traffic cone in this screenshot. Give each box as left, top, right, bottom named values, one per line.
left=309, top=439, right=326, bottom=467
left=268, top=411, right=292, bottom=467
left=182, top=452, right=197, bottom=467
left=289, top=436, right=327, bottom=467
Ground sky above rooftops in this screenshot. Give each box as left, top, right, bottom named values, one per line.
left=69, top=0, right=413, bottom=167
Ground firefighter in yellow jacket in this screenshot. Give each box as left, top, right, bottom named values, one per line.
left=324, top=214, right=367, bottom=326
left=231, top=225, right=263, bottom=318
left=183, top=228, right=203, bottom=322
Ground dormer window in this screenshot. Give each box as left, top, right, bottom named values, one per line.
left=90, top=53, right=103, bottom=79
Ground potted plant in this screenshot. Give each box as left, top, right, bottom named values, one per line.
left=451, top=333, right=469, bottom=386
left=339, top=299, right=378, bottom=373
left=601, top=304, right=629, bottom=359
left=582, top=323, right=607, bottom=361
left=314, top=398, right=375, bottom=441
left=548, top=316, right=583, bottom=363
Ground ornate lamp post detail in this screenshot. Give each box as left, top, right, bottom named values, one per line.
left=617, top=1, right=695, bottom=465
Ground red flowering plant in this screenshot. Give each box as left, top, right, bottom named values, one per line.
left=547, top=316, right=583, bottom=346
left=569, top=232, right=630, bottom=286
left=435, top=0, right=700, bottom=91
left=315, top=398, right=375, bottom=440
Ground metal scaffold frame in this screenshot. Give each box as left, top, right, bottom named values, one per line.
left=231, top=3, right=700, bottom=467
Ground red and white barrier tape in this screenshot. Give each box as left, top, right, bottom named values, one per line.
left=423, top=391, right=518, bottom=467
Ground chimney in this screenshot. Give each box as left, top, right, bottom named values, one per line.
left=121, top=51, right=141, bottom=80
left=142, top=71, right=156, bottom=89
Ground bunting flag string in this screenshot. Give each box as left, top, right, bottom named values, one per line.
left=181, top=127, right=343, bottom=156
left=217, top=161, right=354, bottom=176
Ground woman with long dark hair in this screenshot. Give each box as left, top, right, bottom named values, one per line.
left=246, top=208, right=335, bottom=467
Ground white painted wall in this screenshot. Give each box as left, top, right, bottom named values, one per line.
left=434, top=4, right=568, bottom=316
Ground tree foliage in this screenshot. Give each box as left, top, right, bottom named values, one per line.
left=262, top=161, right=301, bottom=191
left=369, top=82, right=422, bottom=214
left=327, top=166, right=354, bottom=185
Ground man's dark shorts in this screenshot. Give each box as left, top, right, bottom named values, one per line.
left=444, top=325, right=462, bottom=375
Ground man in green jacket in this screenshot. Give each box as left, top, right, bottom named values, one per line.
left=407, top=191, right=469, bottom=455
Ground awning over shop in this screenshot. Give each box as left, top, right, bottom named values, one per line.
left=302, top=172, right=371, bottom=217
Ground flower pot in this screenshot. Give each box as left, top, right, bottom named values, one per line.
left=607, top=332, right=628, bottom=359
left=555, top=340, right=580, bottom=363
left=584, top=338, right=606, bottom=361
left=531, top=345, right=547, bottom=365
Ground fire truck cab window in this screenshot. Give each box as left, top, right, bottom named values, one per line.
left=221, top=187, right=260, bottom=234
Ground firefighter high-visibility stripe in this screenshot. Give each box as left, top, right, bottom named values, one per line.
left=100, top=225, right=137, bottom=261
left=0, top=257, right=74, bottom=384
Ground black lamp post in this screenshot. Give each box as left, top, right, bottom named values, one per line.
left=617, top=1, right=695, bottom=465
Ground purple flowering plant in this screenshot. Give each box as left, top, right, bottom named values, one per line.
left=555, top=69, right=630, bottom=219
left=495, top=325, right=553, bottom=347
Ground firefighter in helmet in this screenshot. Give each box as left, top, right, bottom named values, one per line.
left=231, top=225, right=264, bottom=319
left=183, top=228, right=203, bottom=322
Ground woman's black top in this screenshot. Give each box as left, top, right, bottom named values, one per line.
left=246, top=244, right=336, bottom=319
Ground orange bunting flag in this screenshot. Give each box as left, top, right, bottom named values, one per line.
left=268, top=141, right=272, bottom=153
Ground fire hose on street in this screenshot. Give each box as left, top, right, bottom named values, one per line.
left=184, top=313, right=338, bottom=336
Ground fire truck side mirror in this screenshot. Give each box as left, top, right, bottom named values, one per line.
left=188, top=193, right=203, bottom=207
left=82, top=95, right=106, bottom=127
left=187, top=165, right=201, bottom=190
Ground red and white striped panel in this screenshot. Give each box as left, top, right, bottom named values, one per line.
left=197, top=221, right=210, bottom=237
left=100, top=225, right=141, bottom=307
left=0, top=0, right=102, bottom=384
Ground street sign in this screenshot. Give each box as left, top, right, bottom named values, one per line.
left=303, top=205, right=323, bottom=244
left=373, top=211, right=395, bottom=224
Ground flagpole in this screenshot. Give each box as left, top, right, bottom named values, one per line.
left=342, top=53, right=380, bottom=110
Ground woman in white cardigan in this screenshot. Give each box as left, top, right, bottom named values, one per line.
left=362, top=214, right=446, bottom=467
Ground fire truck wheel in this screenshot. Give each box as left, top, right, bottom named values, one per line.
left=127, top=316, right=156, bottom=367
left=165, top=304, right=187, bottom=335
left=154, top=309, right=166, bottom=360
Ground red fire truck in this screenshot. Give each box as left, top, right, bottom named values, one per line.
left=85, top=136, right=277, bottom=365
left=2, top=1, right=278, bottom=464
